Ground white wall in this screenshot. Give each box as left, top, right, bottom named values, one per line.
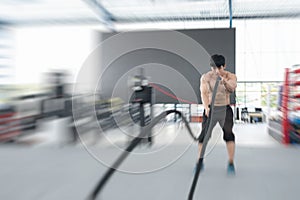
left=235, top=19, right=300, bottom=82
left=13, top=19, right=300, bottom=88
left=14, top=26, right=97, bottom=86
left=0, top=27, right=14, bottom=85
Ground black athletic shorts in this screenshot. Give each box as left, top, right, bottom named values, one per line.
left=198, top=105, right=235, bottom=143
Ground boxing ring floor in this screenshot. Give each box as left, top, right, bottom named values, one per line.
left=0, top=123, right=299, bottom=200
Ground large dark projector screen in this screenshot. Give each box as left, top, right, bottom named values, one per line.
left=98, top=28, right=235, bottom=104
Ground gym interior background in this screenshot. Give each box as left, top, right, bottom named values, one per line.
left=0, top=1, right=300, bottom=200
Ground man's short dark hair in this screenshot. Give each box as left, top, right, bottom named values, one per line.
left=210, top=54, right=225, bottom=68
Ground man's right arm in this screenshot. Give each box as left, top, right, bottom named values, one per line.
left=200, top=74, right=210, bottom=115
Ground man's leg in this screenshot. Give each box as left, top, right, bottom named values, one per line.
left=226, top=141, right=235, bottom=174
left=198, top=105, right=223, bottom=159
left=226, top=141, right=235, bottom=164
left=198, top=143, right=203, bottom=159
left=198, top=120, right=217, bottom=159
left=222, top=106, right=236, bottom=174
left=222, top=106, right=235, bottom=162
left=196, top=115, right=217, bottom=173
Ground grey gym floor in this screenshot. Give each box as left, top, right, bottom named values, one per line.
left=1, top=122, right=299, bottom=200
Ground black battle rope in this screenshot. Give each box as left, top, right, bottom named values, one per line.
left=188, top=76, right=221, bottom=200
left=87, top=77, right=221, bottom=200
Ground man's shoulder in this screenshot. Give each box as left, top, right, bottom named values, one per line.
left=201, top=71, right=212, bottom=81
left=203, top=71, right=214, bottom=77
left=226, top=71, right=237, bottom=79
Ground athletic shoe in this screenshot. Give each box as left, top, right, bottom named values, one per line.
left=227, top=162, right=235, bottom=175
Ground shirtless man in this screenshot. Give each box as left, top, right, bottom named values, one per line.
left=199, top=54, right=237, bottom=173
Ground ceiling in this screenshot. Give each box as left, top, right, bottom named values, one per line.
left=0, top=0, right=299, bottom=27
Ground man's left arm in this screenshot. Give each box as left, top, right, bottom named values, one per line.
left=222, top=73, right=237, bottom=93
